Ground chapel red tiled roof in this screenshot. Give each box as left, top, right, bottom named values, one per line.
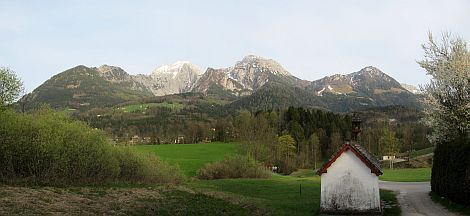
left=317, top=142, right=383, bottom=176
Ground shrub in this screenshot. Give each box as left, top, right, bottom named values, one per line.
left=431, top=135, right=470, bottom=205
left=115, top=148, right=181, bottom=184
left=277, top=159, right=297, bottom=175
left=0, top=108, right=181, bottom=185
left=197, top=154, right=271, bottom=180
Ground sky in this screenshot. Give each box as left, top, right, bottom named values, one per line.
left=1, top=0, right=469, bottom=93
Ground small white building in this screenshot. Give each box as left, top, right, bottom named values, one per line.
left=317, top=142, right=383, bottom=214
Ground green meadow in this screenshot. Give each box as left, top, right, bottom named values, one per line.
left=133, top=142, right=239, bottom=177
left=380, top=168, right=432, bottom=182
left=134, top=143, right=322, bottom=214
left=189, top=173, right=322, bottom=215
left=132, top=143, right=401, bottom=215
left=0, top=141, right=403, bottom=215
left=118, top=102, right=185, bottom=112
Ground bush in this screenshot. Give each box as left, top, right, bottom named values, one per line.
left=197, top=154, right=271, bottom=180
left=0, top=108, right=181, bottom=185
left=115, top=148, right=181, bottom=184
left=277, top=159, right=297, bottom=175
left=431, top=135, right=470, bottom=205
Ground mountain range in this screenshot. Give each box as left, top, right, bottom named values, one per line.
left=21, top=55, right=420, bottom=112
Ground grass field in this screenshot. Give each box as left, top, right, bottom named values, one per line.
left=133, top=142, right=239, bottom=177
left=189, top=172, right=321, bottom=215
left=1, top=142, right=402, bottom=215
left=380, top=168, right=431, bottom=182
left=0, top=185, right=257, bottom=215
left=189, top=169, right=400, bottom=216
left=118, top=102, right=185, bottom=112
left=132, top=143, right=400, bottom=215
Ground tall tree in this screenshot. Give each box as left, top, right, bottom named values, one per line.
left=380, top=128, right=401, bottom=168
left=328, top=132, right=343, bottom=156
left=418, top=32, right=469, bottom=144
left=308, top=132, right=321, bottom=169
left=0, top=67, right=23, bottom=108
left=420, top=33, right=470, bottom=205
left=277, top=134, right=296, bottom=162
left=380, top=128, right=401, bottom=155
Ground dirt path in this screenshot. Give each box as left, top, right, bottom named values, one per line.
left=379, top=181, right=461, bottom=216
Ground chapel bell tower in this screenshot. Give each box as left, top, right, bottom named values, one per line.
left=351, top=115, right=361, bottom=141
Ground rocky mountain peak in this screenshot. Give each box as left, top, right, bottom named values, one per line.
left=240, top=55, right=262, bottom=63
left=143, top=61, right=203, bottom=96
left=93, top=65, right=131, bottom=83
left=96, top=64, right=124, bottom=73
left=235, top=55, right=291, bottom=76
left=152, top=61, right=202, bottom=78
left=192, top=55, right=304, bottom=96
left=356, top=66, right=387, bottom=77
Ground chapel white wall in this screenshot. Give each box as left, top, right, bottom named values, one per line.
left=320, top=150, right=380, bottom=212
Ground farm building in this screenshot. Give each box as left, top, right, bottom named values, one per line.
left=317, top=117, right=383, bottom=214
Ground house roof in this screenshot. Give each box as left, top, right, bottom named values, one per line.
left=317, top=142, right=383, bottom=176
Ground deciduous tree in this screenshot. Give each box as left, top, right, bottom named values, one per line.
left=308, top=132, right=321, bottom=169
left=418, top=32, right=469, bottom=143
left=0, top=67, right=23, bottom=108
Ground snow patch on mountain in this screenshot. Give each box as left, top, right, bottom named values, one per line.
left=317, top=87, right=326, bottom=96
left=400, top=83, right=421, bottom=94
left=152, top=61, right=202, bottom=79
left=192, top=55, right=299, bottom=96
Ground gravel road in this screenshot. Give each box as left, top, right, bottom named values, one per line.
left=379, top=181, right=461, bottom=216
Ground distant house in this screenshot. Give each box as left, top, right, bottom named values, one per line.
left=174, top=136, right=184, bottom=144
left=143, top=137, right=152, bottom=144
left=317, top=142, right=383, bottom=214
left=129, top=135, right=141, bottom=145
left=382, top=155, right=396, bottom=161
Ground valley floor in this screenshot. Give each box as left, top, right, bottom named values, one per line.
left=0, top=172, right=400, bottom=216
left=0, top=144, right=403, bottom=215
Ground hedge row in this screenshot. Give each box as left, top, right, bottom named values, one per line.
left=197, top=154, right=271, bottom=180
left=431, top=135, right=470, bottom=205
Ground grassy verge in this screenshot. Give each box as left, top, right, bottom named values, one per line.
left=187, top=174, right=321, bottom=215
left=380, top=168, right=431, bottom=182
left=381, top=190, right=401, bottom=216
left=430, top=192, right=470, bottom=215
left=0, top=185, right=258, bottom=215
left=133, top=142, right=239, bottom=177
